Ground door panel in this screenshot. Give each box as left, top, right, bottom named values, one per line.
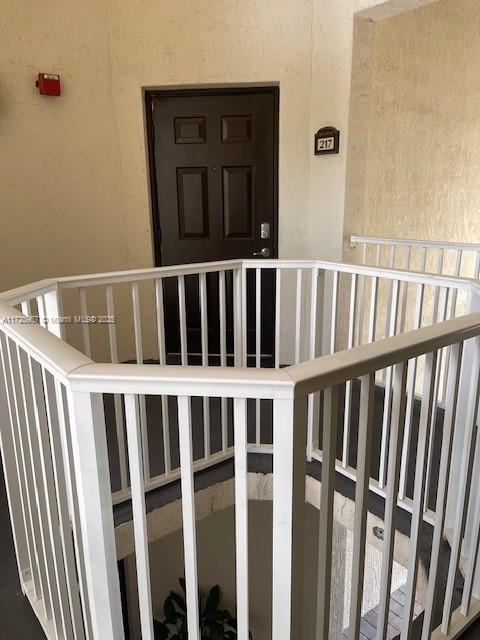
left=223, top=166, right=253, bottom=237
left=176, top=167, right=209, bottom=237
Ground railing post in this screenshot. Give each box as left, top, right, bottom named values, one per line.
left=43, top=288, right=64, bottom=339
left=446, top=286, right=480, bottom=536
left=272, top=394, right=308, bottom=639
left=463, top=334, right=480, bottom=601
left=442, top=336, right=480, bottom=631
left=67, top=390, right=125, bottom=640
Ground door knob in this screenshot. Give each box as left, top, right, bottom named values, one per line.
left=253, top=248, right=270, bottom=258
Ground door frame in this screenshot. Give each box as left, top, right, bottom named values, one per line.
left=144, top=85, right=280, bottom=266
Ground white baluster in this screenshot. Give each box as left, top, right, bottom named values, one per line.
left=106, top=285, right=128, bottom=490
left=177, top=396, right=200, bottom=640
left=155, top=279, right=171, bottom=474
left=348, top=373, right=375, bottom=640
left=234, top=398, right=249, bottom=640
left=199, top=273, right=211, bottom=458
left=376, top=362, right=407, bottom=640
left=124, top=394, right=154, bottom=640
left=316, top=386, right=339, bottom=640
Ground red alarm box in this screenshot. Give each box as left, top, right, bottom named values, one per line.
left=36, top=73, right=61, bottom=96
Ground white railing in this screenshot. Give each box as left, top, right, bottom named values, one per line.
left=1, top=259, right=480, bottom=639
left=41, top=259, right=475, bottom=511
left=350, top=235, right=480, bottom=279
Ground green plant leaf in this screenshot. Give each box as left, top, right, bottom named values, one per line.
left=153, top=619, right=170, bottom=640
left=226, top=617, right=237, bottom=630
left=160, top=578, right=252, bottom=639
left=214, top=609, right=230, bottom=622
left=164, top=596, right=177, bottom=623
left=178, top=617, right=186, bottom=637
left=170, top=590, right=186, bottom=612
left=203, top=619, right=224, bottom=639
left=205, top=585, right=220, bottom=615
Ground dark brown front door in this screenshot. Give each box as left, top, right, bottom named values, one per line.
left=147, top=87, right=278, bottom=266
left=146, top=87, right=278, bottom=363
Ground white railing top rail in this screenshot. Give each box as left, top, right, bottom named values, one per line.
left=0, top=278, right=58, bottom=306
left=64, top=310, right=480, bottom=398
left=289, top=311, right=480, bottom=396
left=55, top=259, right=243, bottom=289
left=1, top=258, right=478, bottom=306
left=312, top=260, right=476, bottom=289
left=0, top=299, right=92, bottom=382
left=68, top=363, right=294, bottom=399
left=246, top=259, right=479, bottom=289
left=350, top=235, right=480, bottom=253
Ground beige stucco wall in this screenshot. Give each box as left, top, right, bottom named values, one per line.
left=344, top=0, right=480, bottom=258
left=107, top=0, right=314, bottom=265
left=0, top=2, right=128, bottom=292
left=1, top=0, right=441, bottom=302
left=0, top=0, right=316, bottom=301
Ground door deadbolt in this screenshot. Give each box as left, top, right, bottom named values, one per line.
left=260, top=222, right=270, bottom=239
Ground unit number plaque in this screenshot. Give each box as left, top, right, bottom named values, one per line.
left=314, top=127, right=340, bottom=155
